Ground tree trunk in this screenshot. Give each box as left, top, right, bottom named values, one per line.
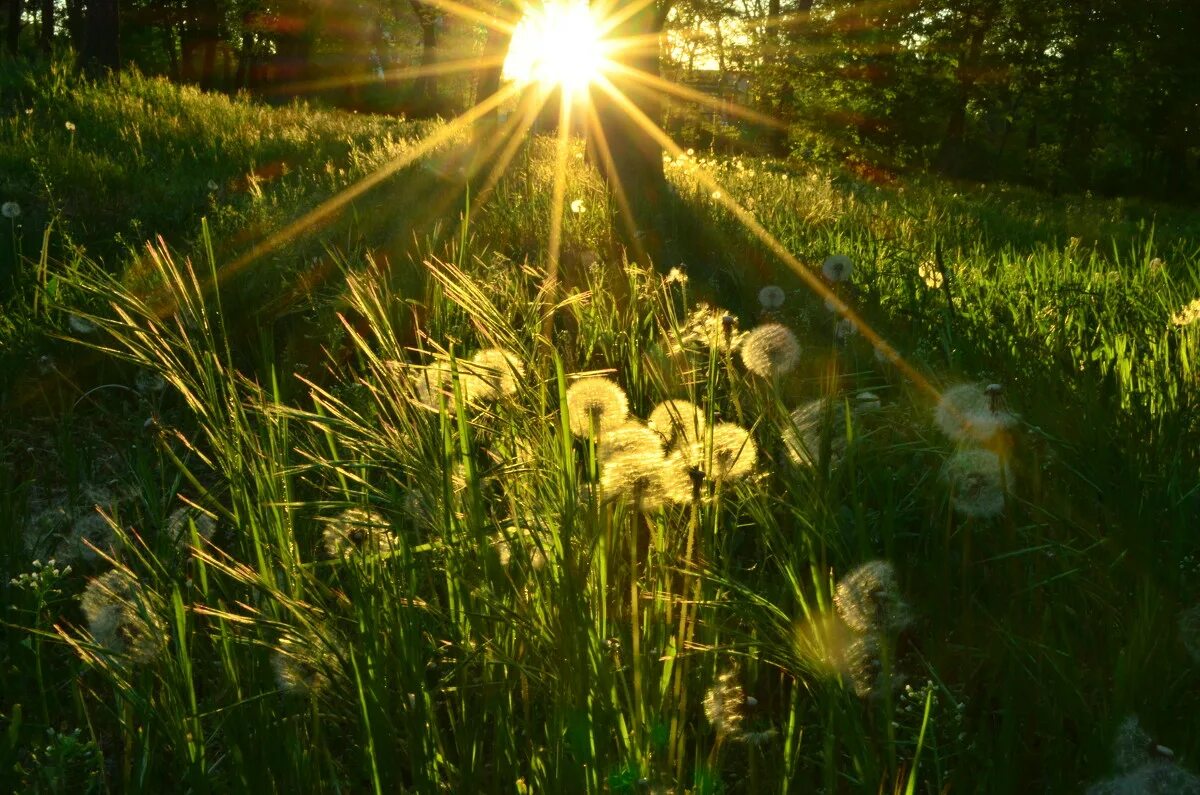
left=474, top=22, right=509, bottom=134
left=65, top=0, right=84, bottom=51
left=84, top=0, right=121, bottom=73
left=592, top=0, right=666, bottom=264
left=6, top=0, right=22, bottom=56
left=162, top=24, right=180, bottom=79
left=937, top=8, right=994, bottom=174
left=408, top=1, right=439, bottom=114
left=39, top=0, right=51, bottom=54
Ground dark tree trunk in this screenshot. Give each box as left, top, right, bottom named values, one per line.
left=593, top=0, right=666, bottom=263
left=938, top=7, right=995, bottom=174
left=234, top=29, right=253, bottom=89
left=65, top=0, right=84, bottom=51
left=196, top=0, right=220, bottom=90
left=162, top=25, right=179, bottom=79
left=475, top=22, right=510, bottom=133
left=39, top=0, right=51, bottom=54
left=5, top=0, right=22, bottom=56
left=84, top=0, right=121, bottom=73
left=408, top=0, right=438, bottom=114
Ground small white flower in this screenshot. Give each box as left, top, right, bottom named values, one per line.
left=822, top=255, right=853, bottom=283
left=570, top=198, right=585, bottom=214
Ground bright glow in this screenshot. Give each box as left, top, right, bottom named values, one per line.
left=503, top=2, right=606, bottom=93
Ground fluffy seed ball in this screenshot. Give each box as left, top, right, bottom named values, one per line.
left=600, top=449, right=692, bottom=510
left=566, top=378, right=629, bottom=437
left=599, top=423, right=664, bottom=463
left=464, top=348, right=525, bottom=400
left=647, top=399, right=706, bottom=446
left=703, top=670, right=746, bottom=740
left=934, top=383, right=1017, bottom=444
left=739, top=323, right=801, bottom=378
left=272, top=633, right=333, bottom=696
left=942, top=448, right=1011, bottom=519
left=757, top=285, right=786, bottom=310
left=678, top=422, right=757, bottom=483
left=321, top=508, right=397, bottom=558
left=783, top=398, right=846, bottom=469
left=834, top=560, right=912, bottom=635
left=822, top=254, right=853, bottom=283
left=80, top=569, right=166, bottom=663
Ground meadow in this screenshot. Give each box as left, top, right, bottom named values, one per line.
left=1, top=67, right=1199, bottom=793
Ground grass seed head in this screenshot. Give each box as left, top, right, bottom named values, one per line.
left=740, top=323, right=801, bottom=378
left=566, top=377, right=629, bottom=438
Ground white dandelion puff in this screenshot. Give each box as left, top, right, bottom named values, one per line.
left=822, top=254, right=853, bottom=283
left=566, top=377, right=629, bottom=438
left=703, top=670, right=746, bottom=740
left=272, top=632, right=333, bottom=696
left=918, top=260, right=944, bottom=289
left=1171, top=298, right=1200, bottom=327
left=1, top=201, right=20, bottom=219
left=942, top=448, right=1011, bottom=519
left=598, top=423, right=664, bottom=463
left=647, top=400, right=705, bottom=446
left=80, top=570, right=166, bottom=663
left=840, top=632, right=888, bottom=697
left=834, top=560, right=912, bottom=635
left=570, top=198, right=585, bottom=214
left=64, top=120, right=76, bottom=132
left=677, top=422, right=757, bottom=483
left=757, top=285, right=786, bottom=310
left=464, top=348, right=525, bottom=400
left=783, top=398, right=845, bottom=469
left=68, top=315, right=97, bottom=335
left=59, top=512, right=121, bottom=564
left=165, top=507, right=216, bottom=549
left=834, top=317, right=858, bottom=342
left=600, top=449, right=692, bottom=510
left=321, top=508, right=397, bottom=558
left=739, top=323, right=801, bottom=378
left=135, top=369, right=167, bottom=394
left=934, top=383, right=1017, bottom=444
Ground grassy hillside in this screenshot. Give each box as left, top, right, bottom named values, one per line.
left=2, top=67, right=1199, bottom=793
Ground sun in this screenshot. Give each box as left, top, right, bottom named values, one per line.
left=502, top=1, right=607, bottom=95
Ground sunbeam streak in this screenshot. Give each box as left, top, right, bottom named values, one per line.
left=591, top=75, right=943, bottom=402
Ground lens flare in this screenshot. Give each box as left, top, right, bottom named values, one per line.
left=503, top=1, right=606, bottom=93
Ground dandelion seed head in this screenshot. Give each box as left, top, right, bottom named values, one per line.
left=835, top=317, right=858, bottom=342
left=80, top=569, right=166, bottom=663
left=841, top=632, right=887, bottom=697
left=783, top=398, right=845, bottom=469
left=272, top=634, right=331, bottom=696
left=918, top=260, right=944, bottom=289
left=601, top=449, right=692, bottom=510
left=834, top=560, right=912, bottom=635
left=703, top=670, right=746, bottom=740
left=321, top=508, right=396, bottom=559
left=1, top=201, right=20, bottom=219
left=934, top=383, right=1018, bottom=444
left=407, top=360, right=489, bottom=410
left=1087, top=762, right=1200, bottom=795
left=678, top=422, right=757, bottom=483
left=1171, top=298, right=1200, bottom=327
left=165, top=507, right=216, bottom=549
left=135, top=369, right=167, bottom=394
left=68, top=315, right=97, bottom=335
left=570, top=198, right=585, bottom=214
left=1179, top=605, right=1200, bottom=662
left=599, top=423, right=663, bottom=462
left=740, top=323, right=801, bottom=378
left=942, top=448, right=1011, bottom=519
left=566, top=378, right=629, bottom=437
left=60, top=512, right=120, bottom=564
left=664, top=266, right=688, bottom=285
left=207, top=179, right=219, bottom=191
left=466, top=348, right=525, bottom=399
left=822, top=254, right=853, bottom=283
left=64, top=121, right=76, bottom=131
left=1114, top=716, right=1155, bottom=773
left=757, top=285, right=786, bottom=310
left=647, top=400, right=705, bottom=446
left=854, top=391, right=882, bottom=414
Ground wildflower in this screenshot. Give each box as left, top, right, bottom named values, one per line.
left=565, top=377, right=629, bottom=437
left=570, top=198, right=585, bottom=214
left=822, top=254, right=853, bottom=283
left=321, top=508, right=397, bottom=559
left=165, top=507, right=216, bottom=548
left=739, top=323, right=801, bottom=378
left=664, top=266, right=688, bottom=285
left=1171, top=298, right=1200, bottom=327
left=272, top=632, right=333, bottom=696
left=1180, top=605, right=1200, bottom=662
left=942, top=448, right=1011, bottom=519
left=600, top=449, right=691, bottom=510
left=834, top=560, right=912, bottom=635
left=59, top=512, right=121, bottom=564
left=647, top=399, right=705, bottom=446
left=757, top=285, right=786, bottom=310
left=464, top=348, right=524, bottom=400
left=64, top=121, right=76, bottom=131
left=703, top=670, right=746, bottom=740
left=934, top=383, right=1017, bottom=444
left=68, top=315, right=97, bottom=335
left=677, top=422, right=757, bottom=483
left=1, top=201, right=20, bottom=219
left=80, top=570, right=166, bottom=663
left=918, top=260, right=944, bottom=289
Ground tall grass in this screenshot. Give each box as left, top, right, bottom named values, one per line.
left=2, top=72, right=1199, bottom=793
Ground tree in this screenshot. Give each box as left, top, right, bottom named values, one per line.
left=5, top=0, right=22, bottom=56
left=85, top=0, right=122, bottom=72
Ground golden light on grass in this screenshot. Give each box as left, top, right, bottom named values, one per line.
left=503, top=1, right=608, bottom=95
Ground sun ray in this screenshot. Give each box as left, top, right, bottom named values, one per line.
left=542, top=88, right=575, bottom=336
left=265, top=54, right=509, bottom=97
left=416, top=0, right=520, bottom=34
left=591, top=75, right=942, bottom=401
left=580, top=99, right=648, bottom=266
left=146, top=81, right=525, bottom=320
left=605, top=60, right=786, bottom=130
left=471, top=88, right=552, bottom=217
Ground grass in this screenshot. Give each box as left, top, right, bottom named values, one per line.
left=2, top=65, right=1199, bottom=793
